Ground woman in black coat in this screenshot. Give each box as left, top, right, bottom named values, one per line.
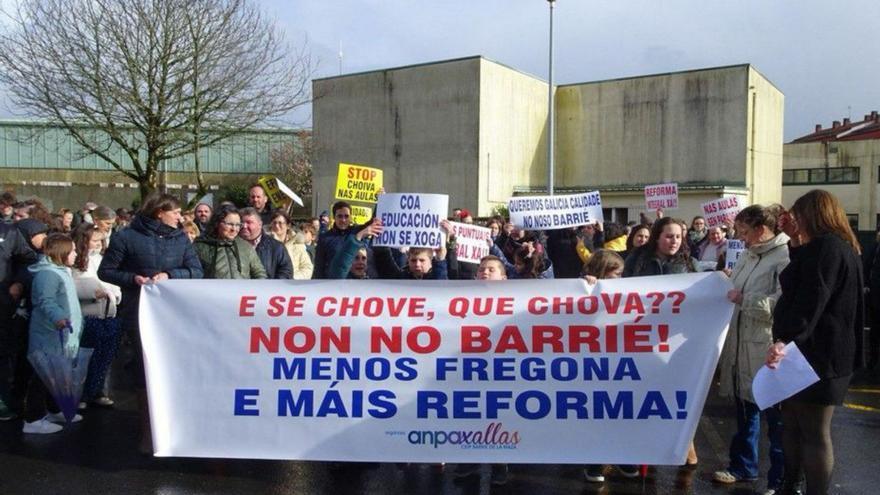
left=767, top=189, right=863, bottom=495
left=98, top=193, right=203, bottom=453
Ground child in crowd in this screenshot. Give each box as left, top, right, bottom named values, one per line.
left=72, top=224, right=122, bottom=409
left=23, top=233, right=83, bottom=434
left=581, top=249, right=640, bottom=482
left=453, top=255, right=509, bottom=485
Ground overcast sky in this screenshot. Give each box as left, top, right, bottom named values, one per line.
left=265, top=0, right=880, bottom=141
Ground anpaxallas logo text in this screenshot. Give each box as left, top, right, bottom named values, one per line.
left=407, top=422, right=520, bottom=449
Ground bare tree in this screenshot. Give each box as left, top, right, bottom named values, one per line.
left=0, top=0, right=312, bottom=199
left=269, top=130, right=313, bottom=199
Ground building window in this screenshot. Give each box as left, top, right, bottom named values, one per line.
left=782, top=167, right=860, bottom=185
left=847, top=214, right=858, bottom=232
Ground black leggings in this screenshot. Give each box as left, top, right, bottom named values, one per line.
left=781, top=400, right=835, bottom=495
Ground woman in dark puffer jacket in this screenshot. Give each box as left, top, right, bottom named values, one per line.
left=98, top=193, right=203, bottom=454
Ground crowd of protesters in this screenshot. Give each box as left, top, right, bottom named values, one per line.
left=0, top=185, right=874, bottom=494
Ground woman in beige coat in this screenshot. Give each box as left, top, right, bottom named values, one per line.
left=714, top=205, right=789, bottom=494
left=267, top=211, right=313, bottom=279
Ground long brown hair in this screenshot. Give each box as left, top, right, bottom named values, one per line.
left=72, top=223, right=101, bottom=272
left=644, top=217, right=690, bottom=257
left=790, top=189, right=860, bottom=254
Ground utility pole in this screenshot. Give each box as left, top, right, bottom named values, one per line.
left=547, top=0, right=556, bottom=195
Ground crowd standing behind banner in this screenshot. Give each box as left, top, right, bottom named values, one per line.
left=0, top=185, right=872, bottom=493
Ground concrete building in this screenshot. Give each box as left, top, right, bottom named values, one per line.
left=782, top=111, right=880, bottom=236
left=312, top=56, right=785, bottom=223
left=0, top=121, right=300, bottom=210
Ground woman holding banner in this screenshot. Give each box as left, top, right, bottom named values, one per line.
left=623, top=217, right=698, bottom=466
left=767, top=190, right=863, bottom=495
left=714, top=205, right=789, bottom=493
left=98, top=193, right=203, bottom=453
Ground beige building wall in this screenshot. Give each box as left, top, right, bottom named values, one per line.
left=478, top=59, right=550, bottom=216
left=748, top=69, right=785, bottom=205
left=783, top=140, right=880, bottom=231
left=313, top=58, right=784, bottom=222
left=312, top=57, right=482, bottom=215
left=555, top=65, right=751, bottom=188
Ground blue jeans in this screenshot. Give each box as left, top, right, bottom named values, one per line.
left=728, top=397, right=784, bottom=488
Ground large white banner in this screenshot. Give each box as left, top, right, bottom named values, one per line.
left=374, top=193, right=449, bottom=248
left=508, top=192, right=603, bottom=230
left=140, top=273, right=733, bottom=464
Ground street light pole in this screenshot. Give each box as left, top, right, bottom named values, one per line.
left=547, top=0, right=555, bottom=195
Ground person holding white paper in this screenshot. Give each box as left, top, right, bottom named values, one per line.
left=767, top=190, right=864, bottom=495
left=714, top=205, right=789, bottom=493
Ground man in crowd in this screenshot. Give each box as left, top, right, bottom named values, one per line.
left=239, top=207, right=293, bottom=279
left=0, top=192, right=15, bottom=224
left=248, top=184, right=273, bottom=226
left=313, top=201, right=358, bottom=279
left=194, top=203, right=212, bottom=235
left=0, top=219, right=37, bottom=420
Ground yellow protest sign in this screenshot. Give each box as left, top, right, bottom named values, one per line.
left=335, top=163, right=383, bottom=203
left=350, top=205, right=373, bottom=226
left=258, top=175, right=303, bottom=208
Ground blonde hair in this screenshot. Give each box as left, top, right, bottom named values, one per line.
left=583, top=249, right=625, bottom=279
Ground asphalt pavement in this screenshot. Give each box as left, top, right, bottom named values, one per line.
left=1, top=367, right=878, bottom=495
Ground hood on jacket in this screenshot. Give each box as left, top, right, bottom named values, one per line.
left=748, top=232, right=790, bottom=255
left=604, top=235, right=628, bottom=252
left=130, top=214, right=184, bottom=239
left=28, top=254, right=68, bottom=276
left=16, top=218, right=49, bottom=250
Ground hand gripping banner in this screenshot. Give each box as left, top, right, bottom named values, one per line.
left=139, top=272, right=733, bottom=463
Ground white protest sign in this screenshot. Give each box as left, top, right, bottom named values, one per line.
left=140, top=272, right=733, bottom=464
left=374, top=193, right=448, bottom=249
left=276, top=178, right=304, bottom=207
left=700, top=197, right=742, bottom=228
left=725, top=240, right=746, bottom=270
left=508, top=192, right=603, bottom=230
left=449, top=221, right=492, bottom=264
left=644, top=183, right=678, bottom=211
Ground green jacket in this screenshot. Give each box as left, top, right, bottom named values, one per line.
left=193, top=236, right=267, bottom=280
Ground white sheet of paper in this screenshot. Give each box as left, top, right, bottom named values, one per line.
left=752, top=342, right=820, bottom=410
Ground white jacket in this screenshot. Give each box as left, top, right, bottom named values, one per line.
left=73, top=251, right=122, bottom=318
left=718, top=233, right=789, bottom=402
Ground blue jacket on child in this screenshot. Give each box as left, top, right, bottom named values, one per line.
left=28, top=255, right=82, bottom=356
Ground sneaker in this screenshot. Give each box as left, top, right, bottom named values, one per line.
left=453, top=463, right=480, bottom=479
left=762, top=490, right=776, bottom=495
left=713, top=470, right=757, bottom=484
left=584, top=465, right=605, bottom=483
left=46, top=412, right=82, bottom=424
left=490, top=464, right=509, bottom=485
left=92, top=396, right=115, bottom=407
left=0, top=399, right=17, bottom=421
left=22, top=418, right=63, bottom=434
left=617, top=465, right=640, bottom=478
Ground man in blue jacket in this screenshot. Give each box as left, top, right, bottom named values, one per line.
left=239, top=207, right=293, bottom=279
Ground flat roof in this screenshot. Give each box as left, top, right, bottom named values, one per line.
left=314, top=57, right=780, bottom=95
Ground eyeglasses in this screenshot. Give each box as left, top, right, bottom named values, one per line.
left=222, top=222, right=242, bottom=229
left=271, top=220, right=287, bottom=226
